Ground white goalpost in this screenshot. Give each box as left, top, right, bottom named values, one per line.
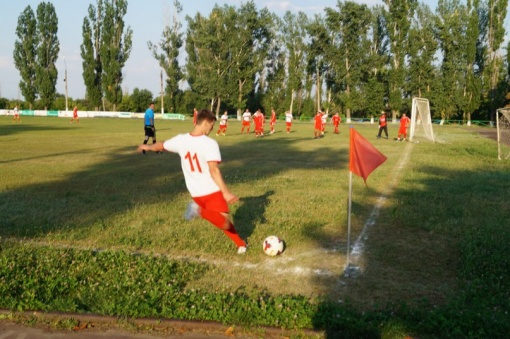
left=410, top=97, right=435, bottom=143
left=496, top=108, right=510, bottom=160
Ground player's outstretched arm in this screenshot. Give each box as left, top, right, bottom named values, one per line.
left=137, top=142, right=165, bottom=153
left=208, top=161, right=239, bottom=204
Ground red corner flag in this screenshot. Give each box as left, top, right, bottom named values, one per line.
left=349, top=127, right=387, bottom=183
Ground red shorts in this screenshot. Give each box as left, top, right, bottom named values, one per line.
left=242, top=121, right=250, bottom=127
left=192, top=191, right=228, bottom=213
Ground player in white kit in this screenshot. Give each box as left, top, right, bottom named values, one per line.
left=137, top=109, right=247, bottom=254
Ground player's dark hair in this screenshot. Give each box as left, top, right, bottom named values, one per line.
left=196, top=109, right=217, bottom=124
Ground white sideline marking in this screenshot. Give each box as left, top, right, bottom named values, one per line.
left=348, top=142, right=413, bottom=273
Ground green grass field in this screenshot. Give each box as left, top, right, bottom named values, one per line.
left=1, top=115, right=509, bottom=338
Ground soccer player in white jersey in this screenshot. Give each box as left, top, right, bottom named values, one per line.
left=321, top=111, right=327, bottom=135
left=241, top=108, right=252, bottom=134
left=137, top=109, right=247, bottom=254
left=285, top=111, right=293, bottom=133
left=216, top=111, right=228, bottom=136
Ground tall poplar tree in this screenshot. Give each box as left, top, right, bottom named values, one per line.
left=363, top=5, right=388, bottom=118
left=13, top=6, right=38, bottom=109
left=35, top=2, right=59, bottom=110
left=507, top=40, right=510, bottom=82
left=306, top=14, right=329, bottom=113
left=186, top=5, right=240, bottom=115
left=148, top=0, right=183, bottom=113
left=81, top=0, right=103, bottom=110
left=435, top=0, right=466, bottom=120
left=280, top=11, right=309, bottom=115
left=261, top=15, right=286, bottom=113
left=230, top=2, right=273, bottom=116
left=462, top=0, right=482, bottom=123
left=407, top=3, right=437, bottom=100
left=506, top=40, right=510, bottom=106
left=325, top=1, right=372, bottom=120
left=486, top=0, right=508, bottom=119
left=384, top=0, right=417, bottom=120
left=101, top=0, right=132, bottom=111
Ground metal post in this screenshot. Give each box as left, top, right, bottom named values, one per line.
left=64, top=57, right=69, bottom=112
left=160, top=70, right=164, bottom=114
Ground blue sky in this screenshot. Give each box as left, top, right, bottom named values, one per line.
left=0, top=0, right=506, bottom=101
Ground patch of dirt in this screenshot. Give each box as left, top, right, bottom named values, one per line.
left=473, top=127, right=498, bottom=142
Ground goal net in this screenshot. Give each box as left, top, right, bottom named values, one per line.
left=496, top=108, right=510, bottom=160
left=410, top=97, right=435, bottom=142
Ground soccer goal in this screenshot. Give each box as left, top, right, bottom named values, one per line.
left=410, top=97, right=435, bottom=143
left=496, top=108, right=510, bottom=160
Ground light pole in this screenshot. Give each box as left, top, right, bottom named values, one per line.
left=64, top=57, right=69, bottom=112
left=160, top=70, right=164, bottom=114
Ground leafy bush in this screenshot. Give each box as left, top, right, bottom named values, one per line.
left=0, top=242, right=318, bottom=328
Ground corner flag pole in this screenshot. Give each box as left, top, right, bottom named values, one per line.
left=346, top=170, right=353, bottom=271
left=345, top=127, right=387, bottom=276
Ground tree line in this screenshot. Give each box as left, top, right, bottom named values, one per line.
left=10, top=0, right=510, bottom=122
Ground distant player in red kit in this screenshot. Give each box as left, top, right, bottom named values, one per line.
left=253, top=109, right=264, bottom=137
left=331, top=112, right=341, bottom=133
left=377, top=111, right=388, bottom=139
left=314, top=111, right=323, bottom=139
left=260, top=111, right=266, bottom=136
left=269, top=108, right=276, bottom=134
left=397, top=113, right=410, bottom=141
left=216, top=111, right=228, bottom=136
left=70, top=106, right=79, bottom=123
left=137, top=109, right=248, bottom=254
left=241, top=108, right=252, bottom=134
left=193, top=108, right=198, bottom=125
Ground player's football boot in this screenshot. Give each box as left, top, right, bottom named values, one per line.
left=184, top=201, right=200, bottom=220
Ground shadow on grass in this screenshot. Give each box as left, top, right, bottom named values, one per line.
left=0, top=130, right=347, bottom=239
left=235, top=190, right=275, bottom=241
left=0, top=148, right=99, bottom=165
left=310, top=163, right=510, bottom=337
left=0, top=121, right=71, bottom=137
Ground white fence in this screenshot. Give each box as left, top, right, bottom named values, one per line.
left=0, top=109, right=186, bottom=120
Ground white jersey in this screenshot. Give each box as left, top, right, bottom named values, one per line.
left=242, top=112, right=251, bottom=121
left=321, top=113, right=327, bottom=124
left=285, top=112, right=293, bottom=123
left=220, top=114, right=228, bottom=126
left=163, top=133, right=221, bottom=197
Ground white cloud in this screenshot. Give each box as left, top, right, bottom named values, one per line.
left=262, top=1, right=326, bottom=15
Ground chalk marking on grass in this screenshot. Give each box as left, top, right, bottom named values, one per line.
left=347, top=142, right=413, bottom=275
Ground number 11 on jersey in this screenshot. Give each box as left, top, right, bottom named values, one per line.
left=185, top=152, right=202, bottom=173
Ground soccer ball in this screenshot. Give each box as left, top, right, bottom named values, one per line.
left=263, top=235, right=284, bottom=256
